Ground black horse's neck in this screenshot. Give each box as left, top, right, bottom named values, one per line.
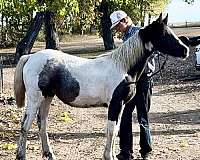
left=127, top=25, right=157, bottom=80
left=127, top=49, right=152, bottom=80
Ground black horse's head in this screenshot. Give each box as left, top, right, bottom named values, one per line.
left=139, top=13, right=189, bottom=59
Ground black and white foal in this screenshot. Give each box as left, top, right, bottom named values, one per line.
left=14, top=14, right=189, bottom=160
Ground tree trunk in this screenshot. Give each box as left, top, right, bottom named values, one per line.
left=1, top=13, right=4, bottom=47
left=14, top=12, right=44, bottom=63
left=140, top=0, right=145, bottom=27
left=98, top=0, right=114, bottom=50
left=14, top=0, right=45, bottom=63
left=44, top=11, right=60, bottom=50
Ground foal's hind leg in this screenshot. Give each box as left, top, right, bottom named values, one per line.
left=37, top=97, right=56, bottom=160
left=16, top=92, right=43, bottom=160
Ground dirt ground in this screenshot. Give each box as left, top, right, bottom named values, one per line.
left=0, top=28, right=200, bottom=160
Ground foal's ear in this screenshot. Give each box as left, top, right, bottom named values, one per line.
left=163, top=14, right=168, bottom=25
left=156, top=13, right=162, bottom=23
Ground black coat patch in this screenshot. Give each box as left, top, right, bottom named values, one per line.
left=38, top=59, right=80, bottom=103
left=108, top=75, right=136, bottom=121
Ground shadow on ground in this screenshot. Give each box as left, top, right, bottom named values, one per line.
left=1, top=108, right=199, bottom=144
left=96, top=108, right=200, bottom=125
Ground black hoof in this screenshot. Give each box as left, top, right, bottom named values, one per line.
left=43, top=151, right=55, bottom=160
left=16, top=154, right=26, bottom=160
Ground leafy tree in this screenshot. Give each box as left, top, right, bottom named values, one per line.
left=15, top=0, right=61, bottom=62
left=0, top=0, right=35, bottom=47
left=1, top=0, right=171, bottom=52
left=108, top=0, right=170, bottom=26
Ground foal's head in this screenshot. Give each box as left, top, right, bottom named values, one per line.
left=139, top=13, right=189, bottom=59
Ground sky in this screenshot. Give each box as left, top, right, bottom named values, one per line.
left=165, top=0, right=200, bottom=23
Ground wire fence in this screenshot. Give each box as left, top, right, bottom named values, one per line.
left=0, top=53, right=15, bottom=93
left=169, top=21, right=200, bottom=28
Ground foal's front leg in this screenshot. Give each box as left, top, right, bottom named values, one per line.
left=103, top=76, right=136, bottom=160
left=103, top=101, right=125, bottom=160
left=37, top=97, right=56, bottom=160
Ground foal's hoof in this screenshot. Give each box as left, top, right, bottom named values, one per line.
left=16, top=153, right=26, bottom=160
left=43, top=152, right=56, bottom=160
left=102, top=154, right=117, bottom=160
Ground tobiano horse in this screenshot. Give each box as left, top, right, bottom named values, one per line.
left=14, top=14, right=189, bottom=160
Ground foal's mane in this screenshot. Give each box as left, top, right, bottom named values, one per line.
left=109, top=31, right=144, bottom=71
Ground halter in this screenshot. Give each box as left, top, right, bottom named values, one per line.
left=147, top=52, right=168, bottom=80
left=124, top=51, right=168, bottom=86
left=134, top=44, right=169, bottom=83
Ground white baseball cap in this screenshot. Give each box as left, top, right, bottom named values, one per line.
left=110, top=10, right=127, bottom=29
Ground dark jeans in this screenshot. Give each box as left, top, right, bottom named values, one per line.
left=119, top=73, right=152, bottom=156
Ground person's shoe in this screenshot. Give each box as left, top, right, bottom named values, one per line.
left=116, top=152, right=133, bottom=160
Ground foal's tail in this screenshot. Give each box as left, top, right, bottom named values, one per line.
left=14, top=55, right=30, bottom=108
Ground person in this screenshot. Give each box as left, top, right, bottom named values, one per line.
left=110, top=10, right=155, bottom=160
